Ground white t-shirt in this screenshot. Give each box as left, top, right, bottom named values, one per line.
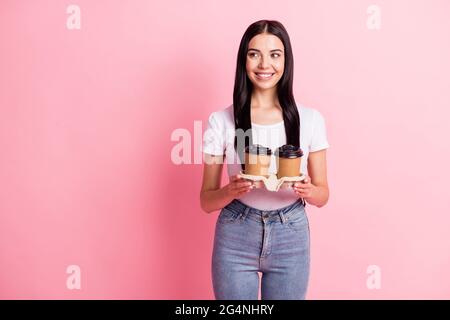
left=202, top=103, right=330, bottom=210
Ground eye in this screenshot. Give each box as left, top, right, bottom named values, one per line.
left=248, top=52, right=259, bottom=58
left=272, top=53, right=281, bottom=58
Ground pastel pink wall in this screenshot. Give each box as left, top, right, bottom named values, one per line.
left=1, top=0, right=449, bottom=299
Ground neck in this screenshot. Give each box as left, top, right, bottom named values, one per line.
left=251, top=87, right=280, bottom=109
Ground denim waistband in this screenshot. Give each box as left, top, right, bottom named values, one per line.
left=223, top=198, right=306, bottom=223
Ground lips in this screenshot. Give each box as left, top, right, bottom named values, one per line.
left=255, top=72, right=275, bottom=80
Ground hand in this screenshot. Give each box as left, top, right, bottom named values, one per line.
left=225, top=174, right=255, bottom=199
left=292, top=175, right=315, bottom=199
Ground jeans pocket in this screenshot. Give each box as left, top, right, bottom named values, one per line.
left=285, top=209, right=308, bottom=232
left=217, top=207, right=242, bottom=225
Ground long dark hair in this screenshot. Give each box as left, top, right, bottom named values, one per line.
left=233, top=20, right=300, bottom=171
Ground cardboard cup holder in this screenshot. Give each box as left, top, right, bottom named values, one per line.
left=239, top=170, right=306, bottom=192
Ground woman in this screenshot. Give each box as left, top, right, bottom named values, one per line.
left=200, top=20, right=330, bottom=300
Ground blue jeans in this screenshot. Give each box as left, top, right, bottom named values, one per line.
left=212, top=198, right=310, bottom=300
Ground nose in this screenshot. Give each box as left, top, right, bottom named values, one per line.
left=258, top=56, right=270, bottom=69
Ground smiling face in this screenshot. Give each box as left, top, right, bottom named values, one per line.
left=246, top=33, right=285, bottom=91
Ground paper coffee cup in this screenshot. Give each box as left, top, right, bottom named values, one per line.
left=275, top=144, right=303, bottom=179
left=244, top=144, right=272, bottom=177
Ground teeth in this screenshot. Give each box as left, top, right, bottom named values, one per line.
left=257, top=73, right=274, bottom=78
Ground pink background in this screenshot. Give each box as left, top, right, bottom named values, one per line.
left=1, top=0, right=449, bottom=299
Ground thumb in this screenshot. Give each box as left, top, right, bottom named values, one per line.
left=230, top=175, right=240, bottom=182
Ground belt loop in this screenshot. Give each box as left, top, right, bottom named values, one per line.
left=241, top=207, right=250, bottom=220
left=298, top=197, right=304, bottom=207
left=278, top=210, right=286, bottom=224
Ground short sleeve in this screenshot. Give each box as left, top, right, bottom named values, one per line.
left=202, top=111, right=225, bottom=156
left=310, top=110, right=330, bottom=152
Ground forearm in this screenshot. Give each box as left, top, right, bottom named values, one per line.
left=200, top=188, right=234, bottom=214
left=304, top=185, right=329, bottom=208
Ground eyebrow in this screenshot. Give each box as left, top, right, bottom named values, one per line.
left=247, top=48, right=283, bottom=53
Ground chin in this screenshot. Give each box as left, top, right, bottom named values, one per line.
left=251, top=76, right=280, bottom=89
left=253, top=81, right=278, bottom=90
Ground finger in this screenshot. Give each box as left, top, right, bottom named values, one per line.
left=295, top=180, right=308, bottom=187
left=236, top=187, right=252, bottom=196
left=293, top=185, right=307, bottom=192
left=236, top=188, right=248, bottom=194
left=235, top=176, right=251, bottom=183
left=232, top=188, right=252, bottom=196
left=235, top=183, right=254, bottom=192
left=294, top=186, right=310, bottom=193
left=230, top=175, right=240, bottom=182
left=235, top=181, right=253, bottom=188
left=236, top=185, right=254, bottom=194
